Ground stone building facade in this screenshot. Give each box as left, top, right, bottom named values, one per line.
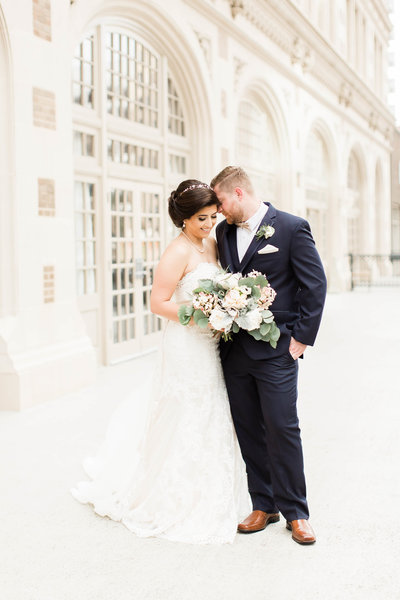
left=0, top=0, right=395, bottom=409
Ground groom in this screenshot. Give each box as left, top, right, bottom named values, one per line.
left=211, top=166, right=327, bottom=545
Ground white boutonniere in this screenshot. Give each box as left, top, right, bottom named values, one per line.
left=255, top=225, right=275, bottom=241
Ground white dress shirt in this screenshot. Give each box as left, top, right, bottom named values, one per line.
left=236, top=203, right=268, bottom=262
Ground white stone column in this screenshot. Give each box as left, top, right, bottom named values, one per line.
left=0, top=0, right=96, bottom=409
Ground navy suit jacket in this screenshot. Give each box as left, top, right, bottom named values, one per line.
left=216, top=203, right=327, bottom=360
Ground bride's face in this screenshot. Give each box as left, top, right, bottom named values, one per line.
left=185, top=204, right=218, bottom=239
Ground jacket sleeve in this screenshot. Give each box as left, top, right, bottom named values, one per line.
left=290, top=219, right=327, bottom=346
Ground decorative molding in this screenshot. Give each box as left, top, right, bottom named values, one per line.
left=186, top=0, right=394, bottom=141
left=369, top=111, right=378, bottom=131
left=290, top=36, right=314, bottom=72
left=194, top=30, right=212, bottom=72
left=241, top=0, right=293, bottom=55
left=339, top=82, right=353, bottom=107
left=384, top=127, right=392, bottom=142
left=233, top=57, right=246, bottom=91
left=230, top=1, right=244, bottom=19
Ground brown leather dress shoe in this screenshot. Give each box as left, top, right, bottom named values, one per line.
left=286, top=519, right=316, bottom=544
left=238, top=510, right=280, bottom=533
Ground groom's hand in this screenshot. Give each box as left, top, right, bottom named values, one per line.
left=289, top=337, right=307, bottom=360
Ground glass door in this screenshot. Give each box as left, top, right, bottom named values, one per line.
left=107, top=183, right=164, bottom=363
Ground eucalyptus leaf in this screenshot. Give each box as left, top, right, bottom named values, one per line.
left=232, top=322, right=240, bottom=333
left=249, top=329, right=262, bottom=341
left=270, top=324, right=281, bottom=342
left=193, top=309, right=206, bottom=325
left=260, top=322, right=271, bottom=336
left=177, top=304, right=194, bottom=326
left=197, top=317, right=209, bottom=329
left=261, top=309, right=274, bottom=319
left=239, top=277, right=255, bottom=287
left=253, top=275, right=268, bottom=287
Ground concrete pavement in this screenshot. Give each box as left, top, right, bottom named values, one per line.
left=1, top=288, right=400, bottom=600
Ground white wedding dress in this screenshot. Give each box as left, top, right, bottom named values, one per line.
left=71, top=262, right=251, bottom=544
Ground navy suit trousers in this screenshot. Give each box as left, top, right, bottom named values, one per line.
left=221, top=339, right=309, bottom=521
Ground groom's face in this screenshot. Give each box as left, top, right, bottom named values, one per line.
left=213, top=185, right=244, bottom=224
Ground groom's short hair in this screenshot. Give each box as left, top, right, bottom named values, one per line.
left=210, top=166, right=254, bottom=194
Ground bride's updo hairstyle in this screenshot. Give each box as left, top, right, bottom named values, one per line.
left=168, top=179, right=220, bottom=228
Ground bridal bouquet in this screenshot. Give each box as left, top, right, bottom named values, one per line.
left=178, top=270, right=281, bottom=347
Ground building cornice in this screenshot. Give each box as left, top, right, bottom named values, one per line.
left=185, top=0, right=394, bottom=142
left=370, top=0, right=392, bottom=34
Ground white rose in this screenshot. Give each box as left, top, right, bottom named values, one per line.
left=214, top=272, right=242, bottom=290
left=209, top=306, right=234, bottom=332
left=223, top=288, right=248, bottom=310
left=234, top=308, right=263, bottom=331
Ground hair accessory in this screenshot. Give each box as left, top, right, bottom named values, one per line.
left=178, top=183, right=211, bottom=198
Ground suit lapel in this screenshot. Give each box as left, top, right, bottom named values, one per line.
left=239, top=203, right=277, bottom=275
left=227, top=224, right=240, bottom=272
left=219, top=221, right=239, bottom=272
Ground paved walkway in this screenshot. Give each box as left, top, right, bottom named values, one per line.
left=1, top=288, right=400, bottom=600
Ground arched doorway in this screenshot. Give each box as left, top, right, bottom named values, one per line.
left=304, top=128, right=329, bottom=266
left=71, top=23, right=196, bottom=364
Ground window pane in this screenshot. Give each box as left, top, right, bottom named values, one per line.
left=72, top=35, right=95, bottom=109
left=74, top=181, right=96, bottom=295
left=105, top=31, right=159, bottom=127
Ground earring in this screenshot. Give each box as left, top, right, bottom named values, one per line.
left=182, top=222, right=186, bottom=229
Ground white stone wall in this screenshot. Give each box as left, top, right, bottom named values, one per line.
left=0, top=0, right=395, bottom=408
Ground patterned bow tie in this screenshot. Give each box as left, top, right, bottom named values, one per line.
left=236, top=221, right=251, bottom=231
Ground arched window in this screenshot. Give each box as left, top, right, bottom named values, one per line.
left=235, top=99, right=276, bottom=201
left=72, top=26, right=190, bottom=363
left=304, top=130, right=328, bottom=261
left=346, top=152, right=361, bottom=254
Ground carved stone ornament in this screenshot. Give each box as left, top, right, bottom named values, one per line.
left=339, top=82, right=352, bottom=107
left=233, top=57, right=246, bottom=91
left=290, top=37, right=314, bottom=72
left=384, top=126, right=393, bottom=142
left=230, top=1, right=244, bottom=19
left=194, top=31, right=212, bottom=72
left=369, top=111, right=378, bottom=131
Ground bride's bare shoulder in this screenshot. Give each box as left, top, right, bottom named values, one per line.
left=154, top=235, right=190, bottom=280
left=163, top=235, right=190, bottom=259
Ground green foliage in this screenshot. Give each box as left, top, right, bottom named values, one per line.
left=246, top=319, right=281, bottom=347
left=260, top=322, right=271, bottom=336
left=193, top=309, right=209, bottom=329
left=239, top=275, right=268, bottom=288
left=192, top=278, right=214, bottom=294
left=178, top=304, right=194, bottom=325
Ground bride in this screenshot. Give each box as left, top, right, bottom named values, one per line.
left=71, top=179, right=251, bottom=544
